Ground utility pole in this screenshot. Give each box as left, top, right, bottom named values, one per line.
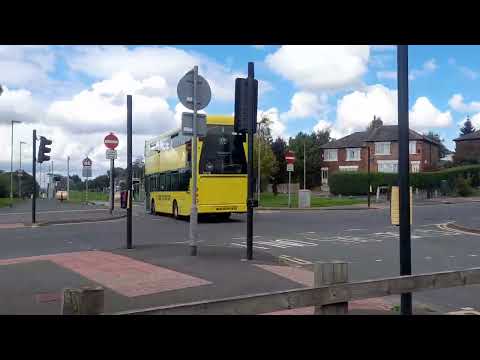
left=397, top=44, right=412, bottom=315
left=189, top=66, right=199, bottom=256
left=126, top=95, right=133, bottom=249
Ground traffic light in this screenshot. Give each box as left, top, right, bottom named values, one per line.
left=37, top=136, right=52, bottom=163
left=234, top=77, right=258, bottom=134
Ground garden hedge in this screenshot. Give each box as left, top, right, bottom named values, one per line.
left=328, top=165, right=480, bottom=195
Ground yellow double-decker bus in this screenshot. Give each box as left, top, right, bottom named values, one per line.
left=144, top=115, right=247, bottom=220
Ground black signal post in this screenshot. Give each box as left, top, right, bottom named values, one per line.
left=32, top=130, right=36, bottom=224
left=126, top=95, right=133, bottom=249
left=397, top=45, right=412, bottom=315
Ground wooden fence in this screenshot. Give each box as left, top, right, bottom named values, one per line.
left=60, top=262, right=480, bottom=315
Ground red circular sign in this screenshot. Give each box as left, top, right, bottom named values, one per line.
left=104, top=132, right=119, bottom=150
left=285, top=150, right=295, bottom=164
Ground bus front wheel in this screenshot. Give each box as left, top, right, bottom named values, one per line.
left=172, top=200, right=179, bottom=219
left=151, top=200, right=156, bottom=215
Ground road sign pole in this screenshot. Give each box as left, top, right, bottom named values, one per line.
left=127, top=95, right=133, bottom=249
left=110, top=158, right=114, bottom=214
left=246, top=62, right=255, bottom=260
left=85, top=177, right=88, bottom=204
left=398, top=44, right=412, bottom=315
left=288, top=171, right=291, bottom=208
left=32, top=130, right=36, bottom=224
left=189, top=66, right=199, bottom=256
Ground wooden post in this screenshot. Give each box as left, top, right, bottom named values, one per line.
left=61, top=286, right=105, bottom=315
left=314, top=261, right=349, bottom=315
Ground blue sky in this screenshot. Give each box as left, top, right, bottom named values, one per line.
left=1, top=45, right=479, bottom=176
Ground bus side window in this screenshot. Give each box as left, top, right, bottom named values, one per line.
left=160, top=174, right=165, bottom=191
left=165, top=174, right=171, bottom=192
left=172, top=172, right=179, bottom=191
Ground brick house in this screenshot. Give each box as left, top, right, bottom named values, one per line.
left=319, top=120, right=441, bottom=190
left=453, top=130, right=480, bottom=164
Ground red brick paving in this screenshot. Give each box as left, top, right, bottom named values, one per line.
left=255, top=264, right=392, bottom=314
left=0, top=251, right=211, bottom=297
left=0, top=223, right=25, bottom=229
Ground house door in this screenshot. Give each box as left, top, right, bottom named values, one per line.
left=321, top=167, right=329, bottom=185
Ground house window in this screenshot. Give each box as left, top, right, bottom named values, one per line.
left=411, top=161, right=420, bottom=173
left=409, top=141, right=417, bottom=155
left=346, top=148, right=361, bottom=161
left=378, top=160, right=398, bottom=173
left=339, top=166, right=359, bottom=172
left=375, top=142, right=391, bottom=155
left=324, top=149, right=338, bottom=161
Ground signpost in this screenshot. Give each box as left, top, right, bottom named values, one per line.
left=286, top=150, right=295, bottom=208
left=82, top=157, right=92, bottom=204
left=104, top=132, right=119, bottom=214
left=177, top=66, right=211, bottom=256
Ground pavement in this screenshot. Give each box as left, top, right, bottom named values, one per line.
left=1, top=197, right=480, bottom=315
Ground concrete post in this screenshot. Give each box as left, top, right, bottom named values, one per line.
left=61, top=286, right=104, bottom=315
left=314, top=261, right=349, bottom=315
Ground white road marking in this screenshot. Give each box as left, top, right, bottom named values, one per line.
left=425, top=256, right=432, bottom=260
left=279, top=255, right=312, bottom=265
left=344, top=228, right=365, bottom=232
left=375, top=259, right=383, bottom=262
left=231, top=243, right=268, bottom=250
left=468, top=254, right=478, bottom=257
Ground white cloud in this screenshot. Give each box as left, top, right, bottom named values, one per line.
left=258, top=108, right=287, bottom=140
left=265, top=45, right=370, bottom=91
left=376, top=71, right=397, bottom=80
left=409, top=97, right=452, bottom=130
left=282, top=91, right=328, bottom=120
left=0, top=46, right=56, bottom=89
left=448, top=93, right=480, bottom=113
left=336, top=84, right=398, bottom=134
left=0, top=86, right=44, bottom=125
left=409, top=58, right=438, bottom=80
left=65, top=45, right=269, bottom=102
left=333, top=84, right=451, bottom=135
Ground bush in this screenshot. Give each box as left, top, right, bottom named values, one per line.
left=329, top=165, right=480, bottom=196
left=456, top=177, right=473, bottom=197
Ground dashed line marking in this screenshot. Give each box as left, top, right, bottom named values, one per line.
left=468, top=254, right=478, bottom=257
left=375, top=259, right=383, bottom=262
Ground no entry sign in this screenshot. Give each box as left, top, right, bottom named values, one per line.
left=104, top=133, right=119, bottom=150
left=285, top=150, right=295, bottom=164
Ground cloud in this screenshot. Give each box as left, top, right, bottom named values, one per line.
left=333, top=84, right=451, bottom=135
left=258, top=108, right=287, bottom=140
left=265, top=45, right=370, bottom=91
left=281, top=91, right=328, bottom=120
left=448, top=58, right=478, bottom=80
left=0, top=86, right=44, bottom=125
left=0, top=46, right=56, bottom=89
left=409, top=58, right=437, bottom=80
left=376, top=71, right=397, bottom=80
left=409, top=97, right=452, bottom=130
left=65, top=45, right=268, bottom=102
left=448, top=93, right=480, bottom=113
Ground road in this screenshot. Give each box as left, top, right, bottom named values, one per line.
left=1, top=199, right=480, bottom=313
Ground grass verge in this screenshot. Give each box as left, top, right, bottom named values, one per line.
left=259, top=193, right=365, bottom=208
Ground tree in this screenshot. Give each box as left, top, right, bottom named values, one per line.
left=367, top=115, right=383, bottom=131
left=288, top=129, right=331, bottom=189
left=424, top=131, right=450, bottom=158
left=271, top=137, right=288, bottom=185
left=460, top=116, right=476, bottom=136
left=253, top=117, right=278, bottom=192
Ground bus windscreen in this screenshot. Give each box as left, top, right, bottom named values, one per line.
left=199, top=125, right=247, bottom=175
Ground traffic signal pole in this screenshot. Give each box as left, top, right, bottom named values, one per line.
left=32, top=130, right=36, bottom=224
left=397, top=45, right=412, bottom=315
left=246, top=62, right=255, bottom=260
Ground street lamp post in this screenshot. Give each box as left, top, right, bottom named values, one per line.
left=19, top=141, right=27, bottom=198
left=257, top=115, right=268, bottom=203
left=10, top=120, right=22, bottom=206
